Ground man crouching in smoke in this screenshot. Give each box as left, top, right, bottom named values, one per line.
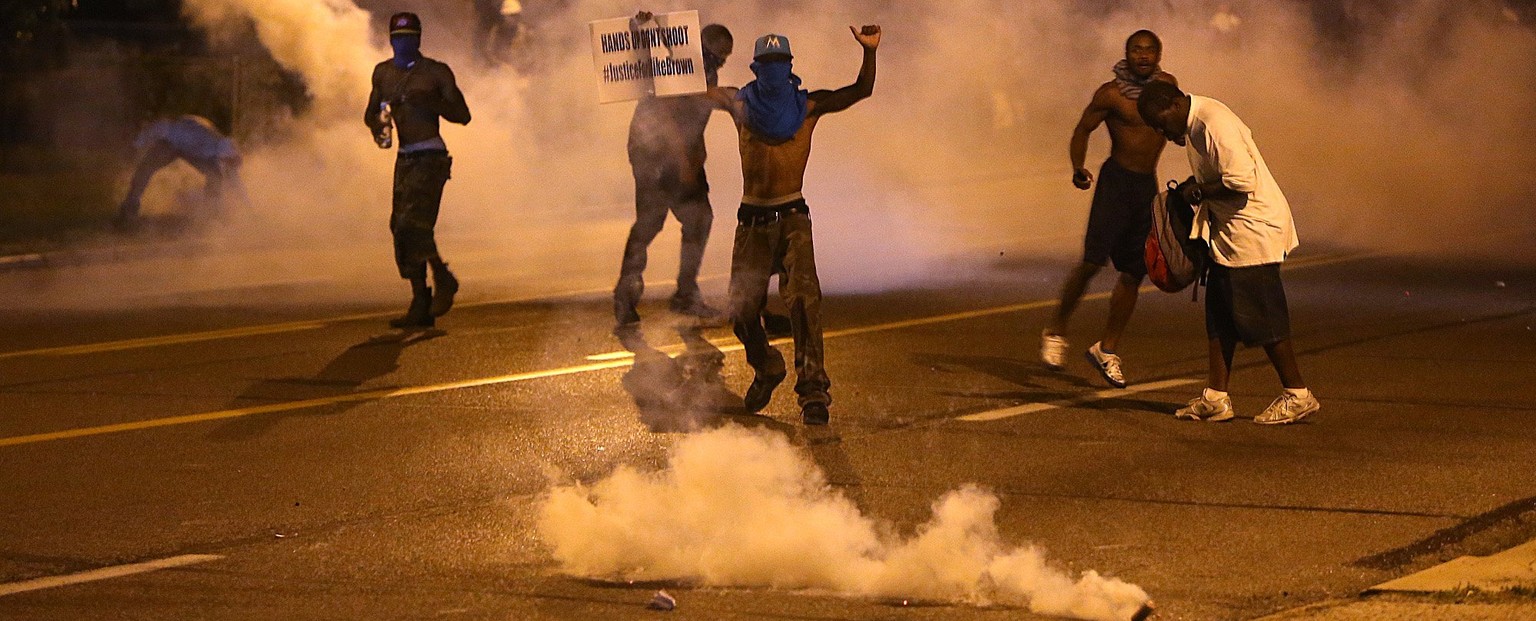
left=708, top=26, right=881, bottom=425
left=364, top=12, right=472, bottom=329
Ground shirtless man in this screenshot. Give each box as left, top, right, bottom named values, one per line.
left=1040, top=30, right=1177, bottom=389
left=364, top=12, right=472, bottom=329
left=613, top=17, right=734, bottom=329
left=708, top=26, right=881, bottom=425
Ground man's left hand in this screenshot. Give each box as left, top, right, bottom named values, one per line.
left=851, top=25, right=881, bottom=50
left=1177, top=177, right=1202, bottom=205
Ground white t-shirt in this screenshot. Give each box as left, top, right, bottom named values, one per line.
left=1184, top=95, right=1299, bottom=267
left=135, top=116, right=238, bottom=163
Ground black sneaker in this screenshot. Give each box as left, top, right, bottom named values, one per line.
left=801, top=402, right=829, bottom=425
left=744, top=371, right=785, bottom=413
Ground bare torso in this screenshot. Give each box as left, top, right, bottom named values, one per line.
left=1100, top=82, right=1168, bottom=174
left=365, top=58, right=471, bottom=147
left=1071, top=73, right=1177, bottom=176
left=724, top=98, right=826, bottom=199
left=710, top=28, right=880, bottom=201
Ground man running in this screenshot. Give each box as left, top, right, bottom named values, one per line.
left=364, top=12, right=471, bottom=329
left=709, top=25, right=881, bottom=425
left=613, top=16, right=734, bottom=329
left=115, top=115, right=246, bottom=230
left=1041, top=30, right=1177, bottom=388
left=1137, top=80, right=1319, bottom=425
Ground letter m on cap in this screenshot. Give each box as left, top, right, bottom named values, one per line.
left=767, top=36, right=781, bottom=47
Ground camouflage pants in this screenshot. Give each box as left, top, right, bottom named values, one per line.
left=727, top=200, right=829, bottom=407
left=391, top=150, right=452, bottom=279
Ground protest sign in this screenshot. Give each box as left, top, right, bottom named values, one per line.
left=589, top=10, right=706, bottom=103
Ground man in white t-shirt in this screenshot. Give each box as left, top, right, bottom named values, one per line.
left=1136, top=80, right=1319, bottom=425
left=115, top=115, right=244, bottom=228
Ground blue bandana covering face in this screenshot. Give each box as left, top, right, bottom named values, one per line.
left=739, top=60, right=808, bottom=141
left=391, top=36, right=421, bottom=69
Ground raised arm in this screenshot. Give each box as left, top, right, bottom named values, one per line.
left=807, top=25, right=880, bottom=116
left=1069, top=84, right=1114, bottom=189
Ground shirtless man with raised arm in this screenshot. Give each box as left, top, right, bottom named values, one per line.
left=1041, top=30, right=1177, bottom=388
left=707, top=25, right=880, bottom=426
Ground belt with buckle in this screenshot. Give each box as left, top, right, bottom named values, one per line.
left=737, top=199, right=809, bottom=226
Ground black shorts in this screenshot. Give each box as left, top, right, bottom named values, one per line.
left=1205, top=263, right=1292, bottom=347
left=1082, top=159, right=1157, bottom=276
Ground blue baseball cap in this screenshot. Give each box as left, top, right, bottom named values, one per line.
left=753, top=33, right=792, bottom=59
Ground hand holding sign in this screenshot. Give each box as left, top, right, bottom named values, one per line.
left=591, top=10, right=706, bottom=103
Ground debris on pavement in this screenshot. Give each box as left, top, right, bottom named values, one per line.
left=647, top=590, right=676, bottom=611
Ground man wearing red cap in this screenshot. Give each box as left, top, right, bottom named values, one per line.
left=365, top=12, right=472, bottom=329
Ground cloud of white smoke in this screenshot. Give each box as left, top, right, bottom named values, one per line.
left=25, top=0, right=1522, bottom=311
left=538, top=425, right=1150, bottom=621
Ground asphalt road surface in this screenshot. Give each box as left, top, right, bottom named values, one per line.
left=1, top=249, right=1533, bottom=620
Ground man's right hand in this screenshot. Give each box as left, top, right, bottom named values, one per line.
left=1072, top=168, right=1093, bottom=190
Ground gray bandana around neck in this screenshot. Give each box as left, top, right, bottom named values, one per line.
left=1112, top=59, right=1164, bottom=100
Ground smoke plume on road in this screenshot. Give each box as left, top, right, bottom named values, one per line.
left=538, top=425, right=1150, bottom=621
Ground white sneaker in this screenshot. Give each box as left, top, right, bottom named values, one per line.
left=1040, top=330, right=1068, bottom=371
left=1175, top=392, right=1234, bottom=422
left=1255, top=391, right=1320, bottom=425
left=1084, top=342, right=1126, bottom=388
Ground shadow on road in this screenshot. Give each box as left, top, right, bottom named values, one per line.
left=615, top=324, right=772, bottom=433
left=208, top=329, right=444, bottom=441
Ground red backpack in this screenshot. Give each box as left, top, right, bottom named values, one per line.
left=1145, top=180, right=1209, bottom=294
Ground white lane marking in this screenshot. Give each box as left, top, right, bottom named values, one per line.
left=0, top=554, right=224, bottom=597
left=957, top=378, right=1200, bottom=421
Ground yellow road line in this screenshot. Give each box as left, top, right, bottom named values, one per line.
left=585, top=251, right=1376, bottom=360
left=0, top=282, right=637, bottom=360
left=0, top=253, right=1371, bottom=447
left=0, top=360, right=636, bottom=448
left=0, top=554, right=225, bottom=597
left=0, top=321, right=334, bottom=360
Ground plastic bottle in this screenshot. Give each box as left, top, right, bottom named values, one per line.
left=375, top=102, right=393, bottom=149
